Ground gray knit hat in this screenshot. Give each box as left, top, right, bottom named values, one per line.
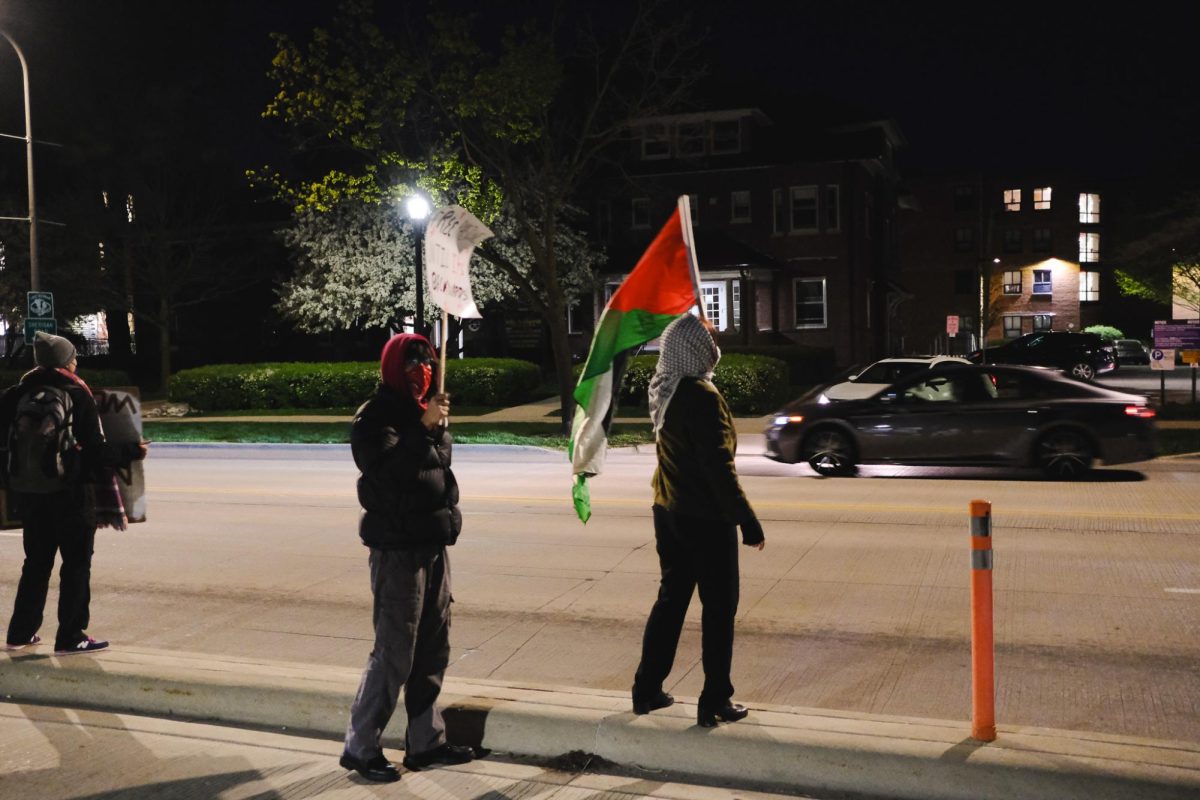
left=33, top=331, right=76, bottom=368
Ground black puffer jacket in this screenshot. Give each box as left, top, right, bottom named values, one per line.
left=352, top=383, right=461, bottom=550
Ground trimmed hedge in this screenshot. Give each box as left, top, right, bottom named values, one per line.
left=576, top=353, right=789, bottom=414
left=720, top=344, right=837, bottom=386
left=169, top=359, right=541, bottom=411
left=0, top=368, right=132, bottom=389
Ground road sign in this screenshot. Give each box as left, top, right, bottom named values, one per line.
left=1150, top=348, right=1176, bottom=371
left=23, top=318, right=56, bottom=341
left=26, top=291, right=53, bottom=319
left=946, top=315, right=960, bottom=336
left=1152, top=321, right=1200, bottom=349
left=1182, top=349, right=1200, bottom=365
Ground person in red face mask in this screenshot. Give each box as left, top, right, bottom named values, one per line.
left=340, top=333, right=471, bottom=782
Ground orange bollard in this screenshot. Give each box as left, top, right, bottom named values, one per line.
left=969, top=499, right=996, bottom=742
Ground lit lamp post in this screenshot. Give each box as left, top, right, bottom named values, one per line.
left=405, top=194, right=430, bottom=336
left=0, top=31, right=39, bottom=291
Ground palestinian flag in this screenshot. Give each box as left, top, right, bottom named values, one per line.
left=569, top=197, right=701, bottom=522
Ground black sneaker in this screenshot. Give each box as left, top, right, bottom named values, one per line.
left=339, top=752, right=400, bottom=782
left=402, top=743, right=475, bottom=771
left=632, top=690, right=675, bottom=715
left=5, top=634, right=40, bottom=651
left=54, top=636, right=109, bottom=656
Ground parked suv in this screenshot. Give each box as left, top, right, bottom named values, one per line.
left=1114, top=338, right=1151, bottom=365
left=967, top=331, right=1117, bottom=381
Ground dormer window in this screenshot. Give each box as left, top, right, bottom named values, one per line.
left=711, top=119, right=741, bottom=154
left=641, top=124, right=670, bottom=160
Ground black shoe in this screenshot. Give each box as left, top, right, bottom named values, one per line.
left=697, top=702, right=749, bottom=728
left=339, top=752, right=400, bottom=782
left=54, top=635, right=109, bottom=656
left=632, top=690, right=675, bottom=715
left=402, top=743, right=475, bottom=772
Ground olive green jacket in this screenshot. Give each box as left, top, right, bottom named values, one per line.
left=651, top=377, right=753, bottom=523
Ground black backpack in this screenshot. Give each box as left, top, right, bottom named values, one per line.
left=7, top=385, right=76, bottom=494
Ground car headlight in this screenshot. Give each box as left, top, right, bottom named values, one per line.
left=773, top=414, right=805, bottom=426
left=773, top=415, right=790, bottom=427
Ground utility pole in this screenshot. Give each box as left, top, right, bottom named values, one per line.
left=0, top=31, right=39, bottom=290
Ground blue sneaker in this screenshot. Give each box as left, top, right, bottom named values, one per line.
left=54, top=635, right=109, bottom=655
left=5, top=634, right=41, bottom=651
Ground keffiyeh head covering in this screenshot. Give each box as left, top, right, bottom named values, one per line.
left=648, top=314, right=721, bottom=433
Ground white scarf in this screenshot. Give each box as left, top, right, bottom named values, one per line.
left=648, top=314, right=721, bottom=433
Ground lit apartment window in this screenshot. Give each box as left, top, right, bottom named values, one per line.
left=1032, top=228, right=1052, bottom=252
left=1080, top=270, right=1100, bottom=302
left=711, top=119, right=741, bottom=154
left=641, top=124, right=670, bottom=160
left=1079, top=193, right=1100, bottom=223
left=1004, top=189, right=1021, bottom=211
left=731, top=191, right=751, bottom=223
left=954, top=227, right=974, bottom=252
left=1033, top=187, right=1052, bottom=210
left=1003, top=229, right=1022, bottom=253
left=1079, top=232, right=1100, bottom=263
left=1032, top=269, right=1052, bottom=294
left=1003, top=270, right=1022, bottom=294
left=954, top=185, right=975, bottom=212
left=1032, top=314, right=1052, bottom=331
left=772, top=189, right=787, bottom=234
left=824, top=185, right=840, bottom=231
left=794, top=277, right=827, bottom=328
left=700, top=281, right=727, bottom=331
left=1003, top=315, right=1022, bottom=338
left=677, top=122, right=706, bottom=157
left=790, top=186, right=818, bottom=232
left=631, top=198, right=650, bottom=229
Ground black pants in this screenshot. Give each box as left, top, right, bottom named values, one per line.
left=6, top=489, right=97, bottom=650
left=633, top=505, right=739, bottom=708
left=344, top=545, right=452, bottom=760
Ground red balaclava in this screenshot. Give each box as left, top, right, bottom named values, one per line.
left=380, top=333, right=436, bottom=409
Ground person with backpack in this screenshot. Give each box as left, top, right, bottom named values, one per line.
left=2, top=331, right=147, bottom=655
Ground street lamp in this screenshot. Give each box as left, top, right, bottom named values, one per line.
left=405, top=194, right=430, bottom=336
left=0, top=31, right=39, bottom=290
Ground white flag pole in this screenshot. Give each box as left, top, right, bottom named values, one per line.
left=676, top=195, right=704, bottom=319
left=439, top=309, right=449, bottom=395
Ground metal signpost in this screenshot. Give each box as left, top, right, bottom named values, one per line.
left=1153, top=320, right=1200, bottom=406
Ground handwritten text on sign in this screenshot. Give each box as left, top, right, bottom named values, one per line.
left=423, top=205, right=494, bottom=319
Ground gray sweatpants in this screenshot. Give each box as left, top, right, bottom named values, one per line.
left=343, top=545, right=451, bottom=760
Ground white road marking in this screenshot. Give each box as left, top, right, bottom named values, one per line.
left=1164, top=588, right=1200, bottom=594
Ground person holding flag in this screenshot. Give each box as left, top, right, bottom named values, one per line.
left=631, top=312, right=766, bottom=728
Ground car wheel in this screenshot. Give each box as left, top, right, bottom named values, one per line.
left=1068, top=361, right=1095, bottom=381
left=1036, top=429, right=1093, bottom=479
left=804, top=428, right=857, bottom=477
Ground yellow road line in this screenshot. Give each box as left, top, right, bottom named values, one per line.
left=153, top=487, right=1200, bottom=522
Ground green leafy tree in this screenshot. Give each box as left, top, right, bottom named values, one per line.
left=1113, top=192, right=1200, bottom=318
left=255, top=0, right=699, bottom=428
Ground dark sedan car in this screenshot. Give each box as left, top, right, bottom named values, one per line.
left=1114, top=338, right=1151, bottom=365
left=764, top=364, right=1156, bottom=478
left=968, top=331, right=1116, bottom=381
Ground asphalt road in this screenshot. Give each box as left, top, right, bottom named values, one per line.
left=1096, top=364, right=1199, bottom=402
left=2, top=441, right=1198, bottom=745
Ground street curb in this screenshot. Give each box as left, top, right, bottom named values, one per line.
left=3, top=647, right=1198, bottom=799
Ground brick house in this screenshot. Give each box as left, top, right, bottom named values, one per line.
left=584, top=108, right=909, bottom=368
left=900, top=173, right=1108, bottom=353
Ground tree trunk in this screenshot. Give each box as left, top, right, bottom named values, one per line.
left=544, top=293, right=575, bottom=437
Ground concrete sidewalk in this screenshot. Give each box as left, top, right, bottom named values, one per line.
left=3, top=646, right=1198, bottom=800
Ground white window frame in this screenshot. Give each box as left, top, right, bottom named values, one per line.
left=730, top=190, right=751, bottom=223
left=1079, top=232, right=1100, bottom=263
left=1080, top=270, right=1100, bottom=302
left=732, top=280, right=741, bottom=330
left=711, top=119, right=741, bottom=154
left=824, top=184, right=840, bottom=232
left=700, top=280, right=727, bottom=332
left=793, top=277, right=827, bottom=329
left=1032, top=269, right=1052, bottom=294
left=1032, top=314, right=1052, bottom=331
left=631, top=198, right=650, bottom=230
left=1003, top=315, right=1022, bottom=338
left=1002, top=270, right=1022, bottom=294
left=1033, top=186, right=1052, bottom=210
left=641, top=124, right=671, bottom=160
left=1004, top=188, right=1021, bottom=211
left=1079, top=193, right=1100, bottom=224
left=789, top=185, right=818, bottom=233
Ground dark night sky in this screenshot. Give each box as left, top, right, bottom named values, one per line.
left=0, top=1, right=1197, bottom=190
